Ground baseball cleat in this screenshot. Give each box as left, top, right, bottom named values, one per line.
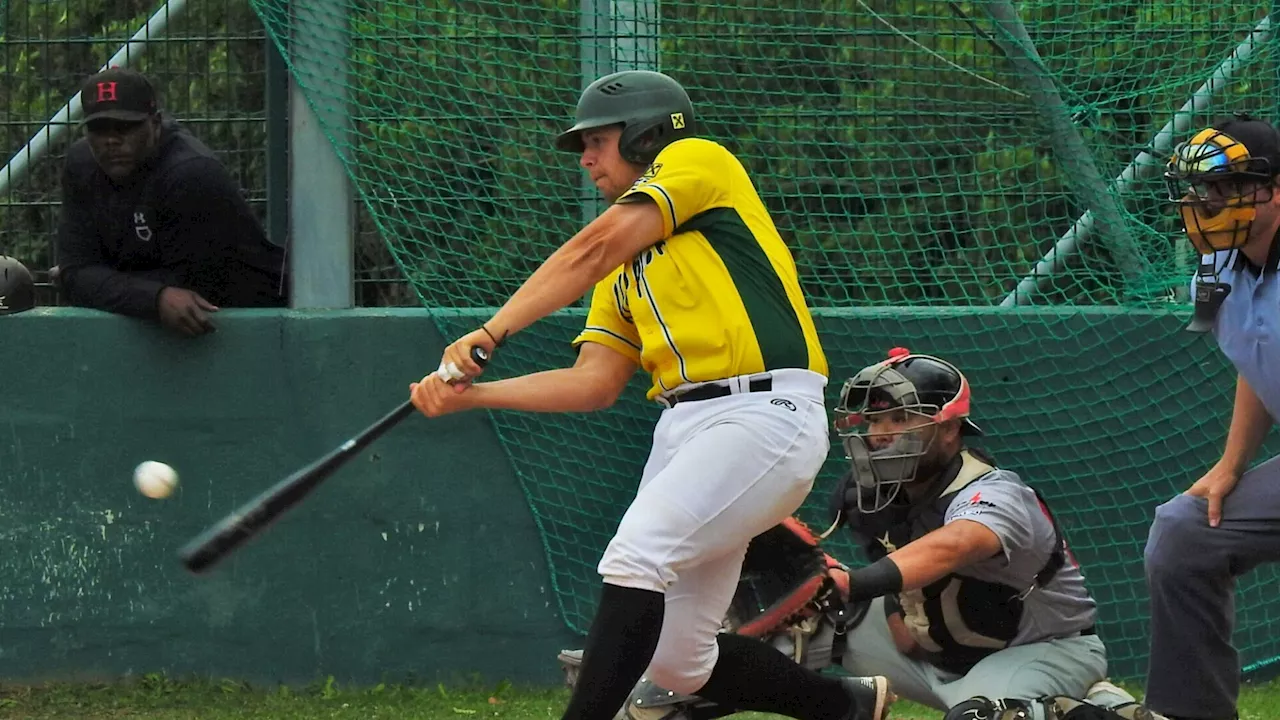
left=840, top=675, right=895, bottom=720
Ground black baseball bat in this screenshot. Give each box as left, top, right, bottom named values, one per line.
left=178, top=346, right=489, bottom=574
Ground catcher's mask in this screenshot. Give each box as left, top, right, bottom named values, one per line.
left=834, top=348, right=981, bottom=513
left=1164, top=117, right=1280, bottom=256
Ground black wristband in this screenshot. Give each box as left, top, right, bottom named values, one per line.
left=883, top=593, right=902, bottom=617
left=848, top=556, right=904, bottom=603
left=481, top=324, right=506, bottom=347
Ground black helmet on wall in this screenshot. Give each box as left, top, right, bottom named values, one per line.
left=0, top=256, right=35, bottom=315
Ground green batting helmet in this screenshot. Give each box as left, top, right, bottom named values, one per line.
left=554, top=70, right=696, bottom=165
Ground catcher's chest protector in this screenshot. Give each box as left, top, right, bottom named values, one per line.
left=848, top=451, right=1068, bottom=674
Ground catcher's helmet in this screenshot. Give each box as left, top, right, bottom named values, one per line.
left=554, top=70, right=695, bottom=166
left=0, top=255, right=35, bottom=315
left=834, top=348, right=982, bottom=513
left=1164, top=114, right=1280, bottom=255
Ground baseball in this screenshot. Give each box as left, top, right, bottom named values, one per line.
left=133, top=461, right=179, bottom=499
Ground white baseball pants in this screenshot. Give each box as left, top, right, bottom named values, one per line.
left=596, top=369, right=831, bottom=694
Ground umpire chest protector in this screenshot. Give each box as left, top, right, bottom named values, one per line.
left=846, top=449, right=1068, bottom=674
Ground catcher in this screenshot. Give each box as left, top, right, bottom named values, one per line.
left=561, top=349, right=1165, bottom=720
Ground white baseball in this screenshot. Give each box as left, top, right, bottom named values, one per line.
left=133, top=461, right=179, bottom=499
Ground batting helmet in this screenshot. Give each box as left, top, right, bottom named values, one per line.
left=554, top=70, right=696, bottom=165
left=834, top=348, right=982, bottom=513
left=0, top=255, right=35, bottom=315
left=1164, top=113, right=1280, bottom=255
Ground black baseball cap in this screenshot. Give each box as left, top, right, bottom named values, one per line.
left=79, top=67, right=158, bottom=125
left=1210, top=113, right=1280, bottom=175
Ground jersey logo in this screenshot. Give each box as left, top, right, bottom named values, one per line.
left=630, top=162, right=662, bottom=191
left=952, top=491, right=998, bottom=519
left=133, top=210, right=153, bottom=242
left=612, top=272, right=634, bottom=324
left=770, top=398, right=796, bottom=411
left=613, top=240, right=667, bottom=313
left=670, top=112, right=685, bottom=129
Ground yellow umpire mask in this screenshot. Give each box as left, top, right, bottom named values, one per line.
left=1165, top=124, right=1277, bottom=255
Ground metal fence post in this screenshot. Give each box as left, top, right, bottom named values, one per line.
left=998, top=16, right=1274, bottom=307
left=287, top=0, right=355, bottom=309
left=983, top=0, right=1148, bottom=304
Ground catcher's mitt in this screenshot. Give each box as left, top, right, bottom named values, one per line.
left=723, top=517, right=850, bottom=638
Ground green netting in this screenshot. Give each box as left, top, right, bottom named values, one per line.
left=256, top=0, right=1280, bottom=681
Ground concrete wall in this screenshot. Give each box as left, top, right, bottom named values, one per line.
left=3, top=306, right=1278, bottom=685
left=0, top=308, right=579, bottom=686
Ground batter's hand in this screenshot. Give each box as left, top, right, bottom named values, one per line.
left=437, top=327, right=500, bottom=385
left=409, top=373, right=478, bottom=418
left=1184, top=461, right=1243, bottom=527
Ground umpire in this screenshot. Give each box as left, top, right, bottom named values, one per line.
left=55, top=67, right=287, bottom=337
left=1146, top=114, right=1280, bottom=720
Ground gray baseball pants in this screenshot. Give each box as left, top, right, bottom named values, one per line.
left=774, top=597, right=1108, bottom=712
left=1144, top=452, right=1280, bottom=720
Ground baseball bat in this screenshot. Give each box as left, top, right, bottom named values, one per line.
left=177, top=346, right=489, bottom=574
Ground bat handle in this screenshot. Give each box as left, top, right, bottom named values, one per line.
left=437, top=344, right=491, bottom=382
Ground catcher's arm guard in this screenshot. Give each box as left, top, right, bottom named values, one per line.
left=723, top=517, right=851, bottom=638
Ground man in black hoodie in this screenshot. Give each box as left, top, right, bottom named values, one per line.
left=55, top=67, right=288, bottom=337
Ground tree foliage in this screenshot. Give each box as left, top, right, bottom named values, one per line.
left=2, top=0, right=1276, bottom=307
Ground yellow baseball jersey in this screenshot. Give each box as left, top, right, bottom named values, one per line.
left=571, top=137, right=828, bottom=401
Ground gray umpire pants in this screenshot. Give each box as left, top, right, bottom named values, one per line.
left=776, top=597, right=1108, bottom=712
left=1144, top=452, right=1280, bottom=720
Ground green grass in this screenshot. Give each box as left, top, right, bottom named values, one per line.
left=2, top=675, right=1280, bottom=719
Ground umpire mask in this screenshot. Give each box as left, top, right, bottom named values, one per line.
left=1165, top=123, right=1277, bottom=255
left=834, top=349, right=980, bottom=514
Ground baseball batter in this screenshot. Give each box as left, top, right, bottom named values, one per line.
left=411, top=71, right=891, bottom=720
left=1146, top=113, right=1280, bottom=720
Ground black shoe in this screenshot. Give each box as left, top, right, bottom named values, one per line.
left=944, top=696, right=1031, bottom=720
left=839, top=675, right=894, bottom=720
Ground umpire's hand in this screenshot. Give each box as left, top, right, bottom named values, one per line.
left=1184, top=461, right=1242, bottom=528
left=158, top=286, right=218, bottom=337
